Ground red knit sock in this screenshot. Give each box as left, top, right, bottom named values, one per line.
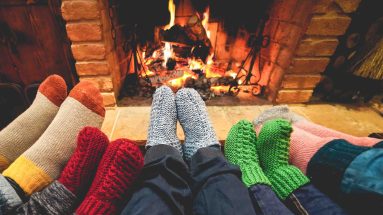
left=76, top=138, right=144, bottom=215
left=58, top=127, right=109, bottom=199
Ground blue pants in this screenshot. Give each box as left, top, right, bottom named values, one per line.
left=121, top=145, right=256, bottom=215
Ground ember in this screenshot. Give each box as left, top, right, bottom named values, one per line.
left=132, top=0, right=239, bottom=100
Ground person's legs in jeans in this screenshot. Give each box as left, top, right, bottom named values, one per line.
left=225, top=120, right=293, bottom=215
left=121, top=145, right=192, bottom=215
left=176, top=88, right=257, bottom=215
left=122, top=86, right=192, bottom=215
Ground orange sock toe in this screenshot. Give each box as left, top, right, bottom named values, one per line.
left=69, top=81, right=105, bottom=117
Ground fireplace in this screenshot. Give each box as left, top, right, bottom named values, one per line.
left=60, top=0, right=362, bottom=106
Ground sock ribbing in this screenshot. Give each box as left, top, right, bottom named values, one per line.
left=257, top=119, right=309, bottom=200
left=225, top=120, right=271, bottom=187
left=58, top=127, right=109, bottom=199
left=76, top=139, right=144, bottom=215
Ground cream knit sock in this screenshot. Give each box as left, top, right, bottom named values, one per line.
left=0, top=75, right=67, bottom=172
left=3, top=81, right=105, bottom=195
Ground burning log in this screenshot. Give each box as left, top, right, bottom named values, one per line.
left=186, top=15, right=213, bottom=61
left=148, top=69, right=184, bottom=86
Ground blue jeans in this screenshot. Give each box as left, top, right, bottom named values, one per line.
left=121, top=145, right=257, bottom=215
left=249, top=184, right=294, bottom=215
left=285, top=184, right=347, bottom=215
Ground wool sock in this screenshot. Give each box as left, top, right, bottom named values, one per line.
left=76, top=139, right=144, bottom=215
left=253, top=105, right=304, bottom=127
left=257, top=119, right=309, bottom=200
left=176, top=88, right=220, bottom=161
left=0, top=75, right=67, bottom=171
left=253, top=105, right=382, bottom=147
left=225, top=120, right=271, bottom=187
left=289, top=126, right=335, bottom=173
left=3, top=81, right=105, bottom=195
left=146, top=86, right=181, bottom=154
left=58, top=127, right=109, bottom=199
left=294, top=120, right=381, bottom=147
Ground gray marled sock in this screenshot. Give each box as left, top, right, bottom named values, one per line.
left=0, top=174, right=22, bottom=213
left=146, top=86, right=181, bottom=155
left=253, top=105, right=306, bottom=127
left=13, top=181, right=77, bottom=215
left=176, top=88, right=220, bottom=161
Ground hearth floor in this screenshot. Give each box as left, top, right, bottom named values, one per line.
left=102, top=104, right=383, bottom=144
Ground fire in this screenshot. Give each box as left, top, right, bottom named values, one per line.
left=201, top=6, right=214, bottom=67
left=164, top=0, right=176, bottom=30
left=202, top=7, right=211, bottom=39
left=163, top=0, right=176, bottom=66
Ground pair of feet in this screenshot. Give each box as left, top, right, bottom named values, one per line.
left=225, top=119, right=309, bottom=200
left=147, top=86, right=220, bottom=161
left=58, top=127, right=144, bottom=214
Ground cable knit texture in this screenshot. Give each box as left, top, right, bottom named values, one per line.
left=225, top=120, right=271, bottom=187
left=176, top=88, right=220, bottom=161
left=146, top=86, right=181, bottom=154
left=58, top=127, right=109, bottom=199
left=0, top=75, right=67, bottom=171
left=257, top=119, right=309, bottom=200
left=76, top=139, right=144, bottom=215
left=3, top=81, right=105, bottom=195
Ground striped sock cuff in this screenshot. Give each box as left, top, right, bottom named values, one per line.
left=0, top=155, right=10, bottom=172
left=3, top=156, right=52, bottom=195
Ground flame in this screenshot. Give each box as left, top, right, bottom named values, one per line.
left=202, top=7, right=210, bottom=39
left=201, top=7, right=214, bottom=67
left=163, top=0, right=176, bottom=66
left=164, top=0, right=176, bottom=30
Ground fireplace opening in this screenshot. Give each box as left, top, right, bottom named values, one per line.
left=113, top=0, right=273, bottom=104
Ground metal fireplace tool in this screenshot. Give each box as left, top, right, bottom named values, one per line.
left=228, top=15, right=270, bottom=96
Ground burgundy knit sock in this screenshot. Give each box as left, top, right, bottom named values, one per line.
left=58, top=127, right=109, bottom=199
left=76, top=138, right=144, bottom=215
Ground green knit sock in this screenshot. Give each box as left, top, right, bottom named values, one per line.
left=225, top=120, right=271, bottom=187
left=257, top=119, right=309, bottom=199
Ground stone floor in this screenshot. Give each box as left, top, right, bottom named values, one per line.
left=101, top=103, right=383, bottom=144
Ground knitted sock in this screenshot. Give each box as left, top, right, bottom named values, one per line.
left=225, top=120, right=271, bottom=187
left=146, top=86, right=181, bottom=154
left=58, top=127, right=109, bottom=199
left=253, top=105, right=305, bottom=128
left=289, top=126, right=335, bottom=173
left=254, top=105, right=381, bottom=147
left=176, top=88, right=220, bottom=161
left=294, top=120, right=381, bottom=147
left=76, top=139, right=144, bottom=215
left=257, top=119, right=309, bottom=200
left=3, top=81, right=105, bottom=195
left=0, top=75, right=67, bottom=171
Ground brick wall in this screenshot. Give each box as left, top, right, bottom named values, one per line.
left=61, top=0, right=120, bottom=107
left=272, top=0, right=362, bottom=103
left=60, top=0, right=362, bottom=105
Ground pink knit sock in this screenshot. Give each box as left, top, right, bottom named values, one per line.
left=289, top=126, right=335, bottom=174
left=294, top=120, right=381, bottom=147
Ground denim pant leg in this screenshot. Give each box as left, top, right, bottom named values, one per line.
left=121, top=145, right=192, bottom=215
left=284, top=184, right=347, bottom=215
left=190, top=146, right=257, bottom=215
left=249, top=184, right=294, bottom=215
